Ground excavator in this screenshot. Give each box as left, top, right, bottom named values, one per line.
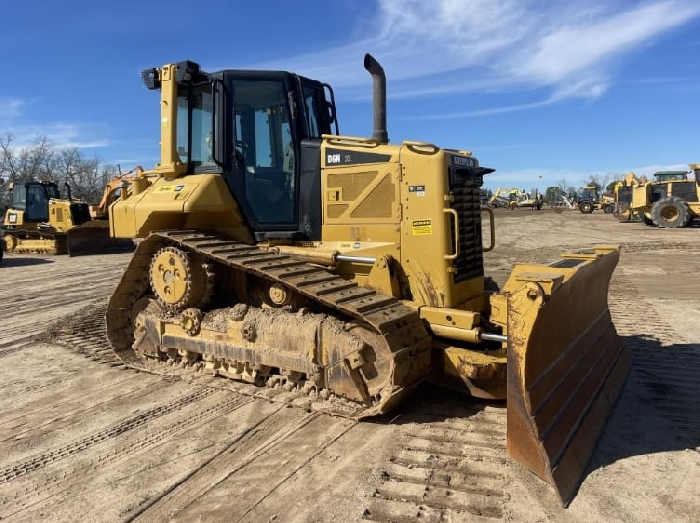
left=486, top=187, right=526, bottom=208
left=89, top=167, right=142, bottom=220
left=105, top=55, right=630, bottom=505
left=2, top=180, right=134, bottom=255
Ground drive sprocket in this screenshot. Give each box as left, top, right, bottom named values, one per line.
left=149, top=246, right=214, bottom=311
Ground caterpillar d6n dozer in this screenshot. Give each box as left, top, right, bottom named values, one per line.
left=106, top=55, right=630, bottom=504
left=3, top=180, right=134, bottom=256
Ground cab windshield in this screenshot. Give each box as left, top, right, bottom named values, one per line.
left=577, top=188, right=599, bottom=201
left=45, top=184, right=60, bottom=199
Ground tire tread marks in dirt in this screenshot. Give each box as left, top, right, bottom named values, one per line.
left=39, top=301, right=123, bottom=366
left=609, top=277, right=700, bottom=431
left=1, top=395, right=256, bottom=518
left=0, top=388, right=216, bottom=484
left=129, top=411, right=355, bottom=523
left=363, top=406, right=508, bottom=522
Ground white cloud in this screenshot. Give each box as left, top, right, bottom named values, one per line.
left=0, top=98, right=26, bottom=120
left=0, top=100, right=109, bottom=149
left=403, top=96, right=564, bottom=120
left=248, top=0, right=700, bottom=104
left=2, top=123, right=109, bottom=149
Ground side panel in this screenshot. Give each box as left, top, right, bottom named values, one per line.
left=670, top=180, right=699, bottom=202
left=320, top=141, right=401, bottom=246
left=399, top=148, right=485, bottom=308
left=110, top=174, right=252, bottom=242
left=399, top=148, right=453, bottom=307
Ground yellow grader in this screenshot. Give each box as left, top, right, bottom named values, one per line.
left=105, top=55, right=630, bottom=504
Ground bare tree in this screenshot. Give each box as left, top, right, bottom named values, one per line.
left=57, top=148, right=105, bottom=203
left=0, top=135, right=109, bottom=212
left=585, top=173, right=614, bottom=192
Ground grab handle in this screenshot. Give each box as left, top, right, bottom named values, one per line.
left=443, top=208, right=460, bottom=260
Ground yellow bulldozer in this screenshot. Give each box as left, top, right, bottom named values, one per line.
left=2, top=180, right=134, bottom=256
left=105, top=56, right=630, bottom=504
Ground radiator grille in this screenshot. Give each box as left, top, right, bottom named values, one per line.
left=450, top=183, right=484, bottom=283
left=70, top=203, right=91, bottom=226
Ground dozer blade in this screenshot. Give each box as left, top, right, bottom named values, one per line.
left=504, top=246, right=631, bottom=505
left=67, top=221, right=134, bottom=257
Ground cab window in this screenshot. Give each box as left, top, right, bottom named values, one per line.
left=233, top=79, right=295, bottom=225
left=301, top=82, right=329, bottom=138
left=176, top=85, right=215, bottom=169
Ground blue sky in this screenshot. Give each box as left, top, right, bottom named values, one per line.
left=2, top=0, right=699, bottom=191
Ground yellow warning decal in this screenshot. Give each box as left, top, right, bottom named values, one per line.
left=412, top=219, right=432, bottom=236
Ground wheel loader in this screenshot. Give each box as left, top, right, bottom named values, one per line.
left=2, top=180, right=134, bottom=255
left=619, top=166, right=700, bottom=227
left=106, top=55, right=630, bottom=505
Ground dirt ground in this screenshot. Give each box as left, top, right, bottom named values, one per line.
left=0, top=209, right=698, bottom=523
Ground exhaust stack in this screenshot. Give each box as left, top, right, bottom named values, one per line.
left=364, top=54, right=389, bottom=145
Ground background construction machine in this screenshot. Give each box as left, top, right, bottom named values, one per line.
left=2, top=180, right=133, bottom=255
left=486, top=187, right=522, bottom=207
left=545, top=186, right=575, bottom=209
left=89, top=168, right=141, bottom=219
left=614, top=166, right=699, bottom=227
left=487, top=187, right=541, bottom=209
left=576, top=185, right=615, bottom=214
left=105, top=55, right=630, bottom=504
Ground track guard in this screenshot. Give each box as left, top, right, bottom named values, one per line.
left=504, top=246, right=631, bottom=505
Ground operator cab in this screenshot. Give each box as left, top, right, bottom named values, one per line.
left=10, top=182, right=61, bottom=222
left=6, top=181, right=91, bottom=228
left=576, top=186, right=601, bottom=203
left=147, top=61, right=339, bottom=240
left=653, top=171, right=688, bottom=182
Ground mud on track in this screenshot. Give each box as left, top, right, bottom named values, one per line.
left=0, top=211, right=698, bottom=522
